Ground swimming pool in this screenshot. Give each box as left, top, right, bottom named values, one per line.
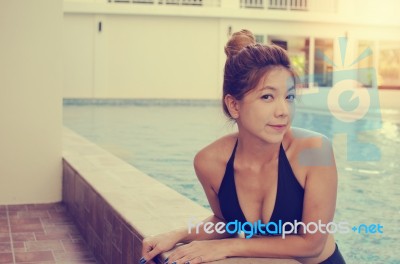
left=63, top=99, right=399, bottom=264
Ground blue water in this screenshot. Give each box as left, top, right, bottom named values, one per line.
left=63, top=99, right=400, bottom=264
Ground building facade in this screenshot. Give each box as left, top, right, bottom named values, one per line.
left=63, top=0, right=400, bottom=99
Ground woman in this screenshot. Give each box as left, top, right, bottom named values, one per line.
left=140, top=29, right=346, bottom=264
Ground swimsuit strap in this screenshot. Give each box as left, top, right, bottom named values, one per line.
left=218, top=139, right=247, bottom=223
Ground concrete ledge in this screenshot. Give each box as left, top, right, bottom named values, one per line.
left=62, top=127, right=299, bottom=263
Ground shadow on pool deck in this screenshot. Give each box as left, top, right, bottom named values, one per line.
left=0, top=203, right=97, bottom=264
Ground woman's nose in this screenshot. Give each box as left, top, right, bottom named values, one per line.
left=274, top=98, right=289, bottom=118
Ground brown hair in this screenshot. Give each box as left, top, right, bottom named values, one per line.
left=223, top=29, right=296, bottom=119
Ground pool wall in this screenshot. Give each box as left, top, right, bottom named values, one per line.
left=62, top=127, right=299, bottom=263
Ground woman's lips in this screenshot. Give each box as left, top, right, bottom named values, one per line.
left=268, top=124, right=287, bottom=132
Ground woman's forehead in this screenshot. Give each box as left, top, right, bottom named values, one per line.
left=258, top=68, right=295, bottom=90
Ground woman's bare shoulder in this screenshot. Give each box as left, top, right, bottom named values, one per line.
left=286, top=127, right=334, bottom=167
left=193, top=133, right=238, bottom=185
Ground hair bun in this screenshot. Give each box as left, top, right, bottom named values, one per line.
left=224, top=29, right=256, bottom=57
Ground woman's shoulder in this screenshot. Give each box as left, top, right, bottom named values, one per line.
left=193, top=133, right=238, bottom=183
left=286, top=127, right=331, bottom=148
left=285, top=127, right=334, bottom=167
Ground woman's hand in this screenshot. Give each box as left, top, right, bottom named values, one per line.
left=165, top=240, right=229, bottom=264
left=140, top=230, right=184, bottom=264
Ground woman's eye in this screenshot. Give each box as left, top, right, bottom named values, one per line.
left=287, top=94, right=296, bottom=101
left=261, top=94, right=273, bottom=100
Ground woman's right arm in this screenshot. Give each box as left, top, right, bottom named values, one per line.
left=141, top=214, right=231, bottom=264
left=140, top=145, right=231, bottom=263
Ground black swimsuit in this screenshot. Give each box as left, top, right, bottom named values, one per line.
left=218, top=140, right=304, bottom=233
left=217, top=140, right=346, bottom=263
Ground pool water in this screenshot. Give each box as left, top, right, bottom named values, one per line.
left=63, top=99, right=400, bottom=264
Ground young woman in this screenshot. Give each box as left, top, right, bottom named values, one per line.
left=140, top=29, right=346, bottom=264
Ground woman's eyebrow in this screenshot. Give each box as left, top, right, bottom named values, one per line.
left=260, top=86, right=295, bottom=92
left=260, top=86, right=277, bottom=91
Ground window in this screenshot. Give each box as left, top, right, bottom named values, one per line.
left=378, top=41, right=400, bottom=89
left=357, top=40, right=375, bottom=88
left=314, top=38, right=333, bottom=87
left=255, top=34, right=265, bottom=44
left=268, top=35, right=310, bottom=87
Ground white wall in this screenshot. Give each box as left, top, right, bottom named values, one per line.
left=0, top=0, right=63, bottom=204
left=63, top=15, right=221, bottom=99
left=63, top=15, right=95, bottom=98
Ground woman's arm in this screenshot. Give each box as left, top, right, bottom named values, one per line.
left=140, top=214, right=232, bottom=264
left=140, top=145, right=232, bottom=263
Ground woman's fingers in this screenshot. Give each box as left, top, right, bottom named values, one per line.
left=186, top=256, right=204, bottom=264
left=140, top=238, right=162, bottom=263
left=165, top=244, right=204, bottom=264
left=166, top=255, right=203, bottom=264
left=141, top=246, right=163, bottom=263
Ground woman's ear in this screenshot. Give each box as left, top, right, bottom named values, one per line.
left=224, top=94, right=240, bottom=119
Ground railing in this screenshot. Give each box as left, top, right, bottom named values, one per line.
left=107, top=0, right=335, bottom=12
left=108, top=0, right=221, bottom=7
left=240, top=0, right=264, bottom=9
left=240, top=0, right=307, bottom=10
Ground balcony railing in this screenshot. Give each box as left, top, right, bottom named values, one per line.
left=109, top=0, right=221, bottom=7
left=105, top=0, right=336, bottom=12
left=240, top=0, right=308, bottom=10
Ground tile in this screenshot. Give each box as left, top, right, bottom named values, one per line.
left=101, top=221, right=112, bottom=258
left=0, top=234, right=10, bottom=243
left=10, top=224, right=44, bottom=233
left=14, top=211, right=50, bottom=219
left=17, top=262, right=56, bottom=264
left=7, top=212, right=18, bottom=218
left=10, top=218, right=43, bottom=234
left=10, top=218, right=41, bottom=226
left=35, top=232, right=72, bottom=241
left=0, top=253, right=13, bottom=263
left=69, top=233, right=84, bottom=240
left=7, top=205, right=27, bottom=211
left=62, top=240, right=89, bottom=253
left=87, top=228, right=102, bottom=261
left=53, top=250, right=95, bottom=262
left=12, top=233, right=35, bottom=242
left=25, top=240, right=63, bottom=251
left=0, top=219, right=10, bottom=233
left=26, top=203, right=62, bottom=211
left=43, top=225, right=79, bottom=235
left=111, top=245, right=122, bottom=264
left=0, top=226, right=9, bottom=234
left=121, top=227, right=134, bottom=264
left=62, top=162, right=76, bottom=212
left=0, top=212, right=7, bottom=220
left=47, top=211, right=70, bottom=221
left=12, top=242, right=26, bottom=253
left=91, top=196, right=104, bottom=241
left=102, top=204, right=113, bottom=225
left=0, top=243, right=12, bottom=253
left=111, top=215, right=123, bottom=251
left=14, top=251, right=54, bottom=262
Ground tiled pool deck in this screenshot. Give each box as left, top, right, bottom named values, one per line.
left=0, top=203, right=97, bottom=264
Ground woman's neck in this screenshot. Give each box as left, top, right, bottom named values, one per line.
left=235, top=133, right=281, bottom=169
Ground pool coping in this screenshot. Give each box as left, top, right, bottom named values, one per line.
left=62, top=127, right=299, bottom=263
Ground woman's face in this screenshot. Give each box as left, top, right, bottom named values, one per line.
left=236, top=67, right=296, bottom=144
